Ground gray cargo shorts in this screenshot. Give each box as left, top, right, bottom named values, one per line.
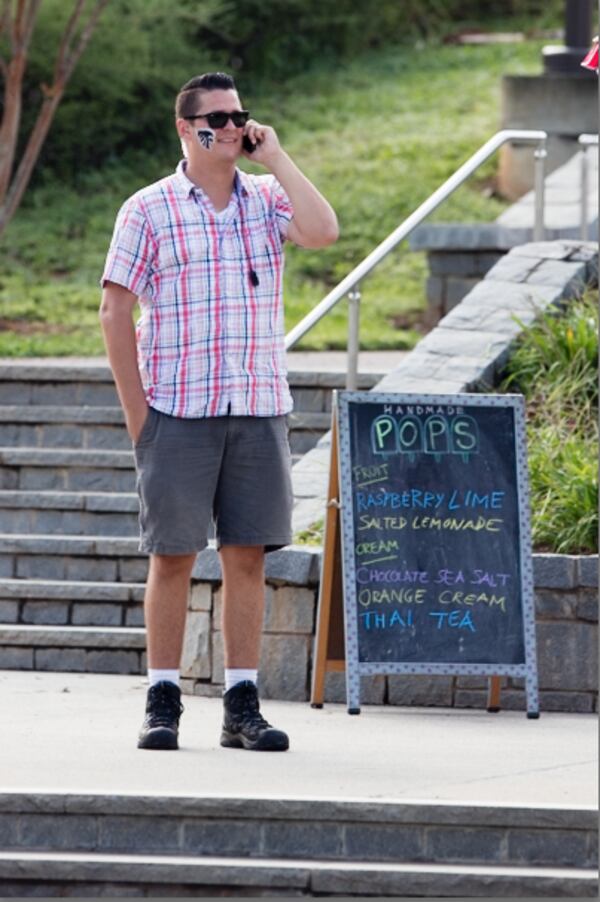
left=133, top=408, right=294, bottom=555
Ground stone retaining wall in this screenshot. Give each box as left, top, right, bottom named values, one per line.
left=185, top=549, right=598, bottom=714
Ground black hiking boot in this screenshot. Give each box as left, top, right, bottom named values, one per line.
left=220, top=681, right=289, bottom=751
left=137, top=681, right=184, bottom=750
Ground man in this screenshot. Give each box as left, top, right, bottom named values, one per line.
left=100, top=72, right=338, bottom=753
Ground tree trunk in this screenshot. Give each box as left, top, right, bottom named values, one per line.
left=0, top=51, right=27, bottom=203
left=0, top=0, right=109, bottom=239
left=0, top=87, right=64, bottom=236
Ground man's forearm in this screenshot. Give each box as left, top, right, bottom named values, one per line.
left=270, top=151, right=338, bottom=248
left=99, top=305, right=147, bottom=435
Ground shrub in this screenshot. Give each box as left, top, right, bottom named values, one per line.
left=501, top=290, right=598, bottom=554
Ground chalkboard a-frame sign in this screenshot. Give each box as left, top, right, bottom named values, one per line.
left=311, top=391, right=540, bottom=718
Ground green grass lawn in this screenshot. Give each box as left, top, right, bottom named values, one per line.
left=0, top=38, right=547, bottom=356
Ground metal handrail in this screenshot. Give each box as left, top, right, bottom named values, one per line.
left=578, top=133, right=598, bottom=240
left=285, top=128, right=547, bottom=389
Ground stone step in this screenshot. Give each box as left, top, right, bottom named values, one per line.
left=0, top=447, right=136, bottom=492
left=0, top=792, right=595, bottom=895
left=0, top=490, right=139, bottom=536
left=0, top=407, right=331, bottom=456
left=0, top=424, right=324, bottom=490
left=0, top=577, right=145, bottom=627
left=0, top=533, right=146, bottom=582
left=0, top=379, right=119, bottom=407
left=0, top=363, right=379, bottom=412
left=0, top=623, right=146, bottom=647
left=0, top=624, right=146, bottom=673
left=286, top=411, right=332, bottom=454
left=0, top=361, right=380, bottom=385
left=0, top=851, right=594, bottom=897
left=0, top=404, right=123, bottom=422
left=0, top=406, right=131, bottom=451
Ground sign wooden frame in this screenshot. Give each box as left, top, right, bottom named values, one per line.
left=310, top=414, right=347, bottom=707
left=311, top=391, right=540, bottom=718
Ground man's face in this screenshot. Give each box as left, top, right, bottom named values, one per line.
left=180, top=88, right=246, bottom=161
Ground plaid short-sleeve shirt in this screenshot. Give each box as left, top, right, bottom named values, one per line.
left=102, top=161, right=294, bottom=418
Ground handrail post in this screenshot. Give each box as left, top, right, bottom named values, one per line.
left=346, top=286, right=361, bottom=390
left=533, top=139, right=546, bottom=241
left=580, top=143, right=589, bottom=240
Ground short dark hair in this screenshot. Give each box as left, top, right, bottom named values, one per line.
left=175, top=73, right=238, bottom=119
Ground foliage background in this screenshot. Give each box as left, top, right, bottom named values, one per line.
left=0, top=37, right=553, bottom=355
left=0, top=0, right=564, bottom=356
left=14, top=0, right=562, bottom=180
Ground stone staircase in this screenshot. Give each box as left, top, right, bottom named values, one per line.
left=0, top=791, right=595, bottom=897
left=0, top=360, right=379, bottom=677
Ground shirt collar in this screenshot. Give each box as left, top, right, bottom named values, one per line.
left=174, top=160, right=250, bottom=202
left=234, top=169, right=251, bottom=200
left=174, top=159, right=196, bottom=197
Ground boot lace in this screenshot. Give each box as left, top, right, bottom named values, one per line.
left=147, top=683, right=184, bottom=727
left=233, top=685, right=271, bottom=733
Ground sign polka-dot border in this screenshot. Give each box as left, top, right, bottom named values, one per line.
left=336, top=390, right=540, bottom=717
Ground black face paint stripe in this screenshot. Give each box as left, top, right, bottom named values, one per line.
left=197, top=129, right=215, bottom=150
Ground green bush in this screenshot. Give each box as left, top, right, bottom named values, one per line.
left=501, top=291, right=599, bottom=554
left=503, top=296, right=598, bottom=406
left=527, top=425, right=598, bottom=554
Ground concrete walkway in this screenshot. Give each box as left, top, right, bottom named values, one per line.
left=1, top=670, right=596, bottom=808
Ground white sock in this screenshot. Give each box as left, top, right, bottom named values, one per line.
left=224, top=668, right=257, bottom=692
left=148, top=668, right=180, bottom=689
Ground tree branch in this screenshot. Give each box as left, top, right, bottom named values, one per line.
left=62, top=0, right=110, bottom=85
left=0, top=91, right=60, bottom=233
left=11, top=0, right=27, bottom=52
left=9, top=0, right=24, bottom=56
left=0, top=0, right=110, bottom=236
left=53, top=0, right=86, bottom=82
left=0, top=47, right=28, bottom=203
left=22, top=0, right=43, bottom=52
left=9, top=0, right=41, bottom=55
left=0, top=0, right=11, bottom=42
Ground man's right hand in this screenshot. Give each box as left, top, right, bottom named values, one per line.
left=127, top=403, right=151, bottom=444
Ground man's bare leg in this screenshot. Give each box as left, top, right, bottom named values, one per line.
left=219, top=545, right=288, bottom=751
left=137, top=552, right=196, bottom=750
left=220, top=545, right=265, bottom=668
left=144, top=553, right=197, bottom=668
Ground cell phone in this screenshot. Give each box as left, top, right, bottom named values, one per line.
left=243, top=134, right=256, bottom=153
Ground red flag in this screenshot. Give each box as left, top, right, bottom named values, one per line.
left=581, top=43, right=599, bottom=72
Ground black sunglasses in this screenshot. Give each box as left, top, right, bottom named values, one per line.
left=184, top=110, right=249, bottom=129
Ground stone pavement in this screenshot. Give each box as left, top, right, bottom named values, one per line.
left=1, top=669, right=596, bottom=807
left=0, top=673, right=596, bottom=896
